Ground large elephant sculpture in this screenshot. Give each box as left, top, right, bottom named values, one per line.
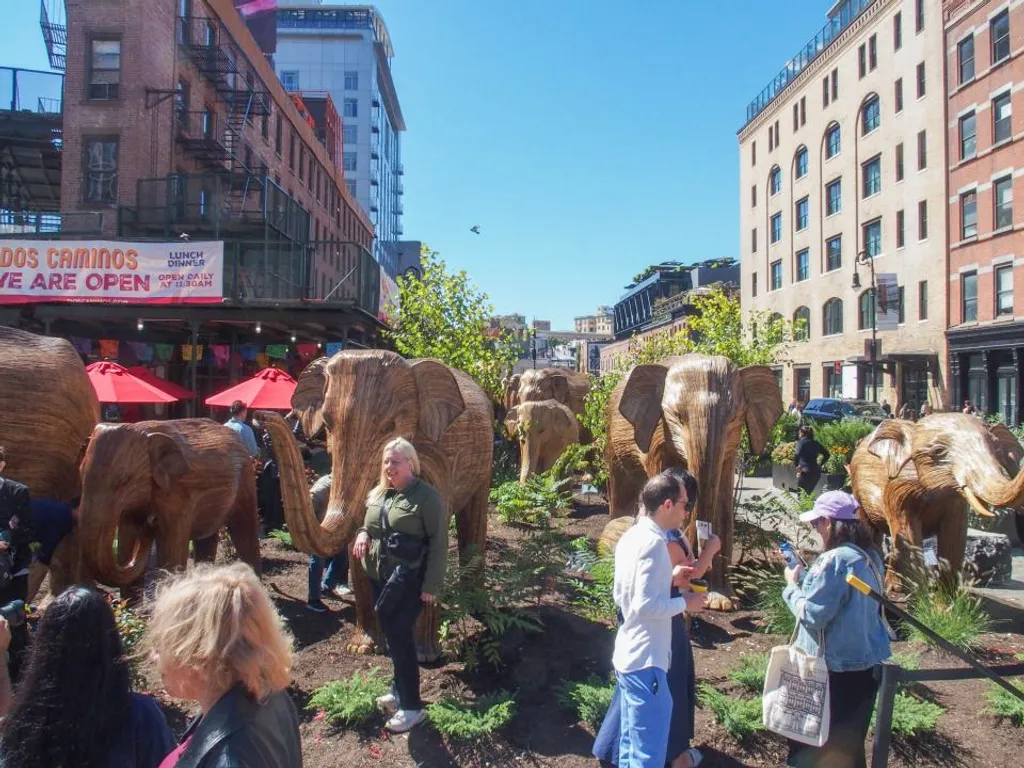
left=504, top=399, right=580, bottom=483
left=505, top=367, right=592, bottom=442
left=850, top=413, right=1024, bottom=591
left=259, top=349, right=493, bottom=662
left=0, top=327, right=99, bottom=595
left=77, top=419, right=261, bottom=595
left=605, top=354, right=782, bottom=608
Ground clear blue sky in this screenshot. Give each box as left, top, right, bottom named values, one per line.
left=5, top=1, right=829, bottom=329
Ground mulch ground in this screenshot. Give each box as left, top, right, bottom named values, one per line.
left=131, top=501, right=1024, bottom=768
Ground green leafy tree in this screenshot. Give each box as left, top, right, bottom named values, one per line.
left=386, top=247, right=522, bottom=401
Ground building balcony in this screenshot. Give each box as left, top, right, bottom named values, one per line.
left=396, top=203, right=404, bottom=215
left=395, top=163, right=404, bottom=176
left=396, top=182, right=404, bottom=195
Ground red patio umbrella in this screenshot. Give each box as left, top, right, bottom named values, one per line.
left=86, top=361, right=180, bottom=404
left=127, top=366, right=196, bottom=400
left=204, top=367, right=297, bottom=411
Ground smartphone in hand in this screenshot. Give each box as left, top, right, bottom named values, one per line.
left=779, top=542, right=804, bottom=570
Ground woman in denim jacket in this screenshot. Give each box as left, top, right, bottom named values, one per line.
left=783, top=491, right=892, bottom=768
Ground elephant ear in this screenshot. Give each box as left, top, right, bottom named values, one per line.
left=619, top=364, right=668, bottom=453
left=549, top=374, right=570, bottom=405
left=503, top=406, right=520, bottom=439
left=291, top=357, right=329, bottom=439
left=867, top=420, right=913, bottom=479
left=988, top=422, right=1024, bottom=472
left=147, top=432, right=189, bottom=492
left=410, top=359, right=466, bottom=443
left=738, top=365, right=785, bottom=454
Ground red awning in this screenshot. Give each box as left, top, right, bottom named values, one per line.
left=86, top=361, right=180, bottom=404
left=126, top=366, right=196, bottom=400
left=204, top=367, right=297, bottom=411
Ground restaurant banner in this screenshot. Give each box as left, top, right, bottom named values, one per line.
left=0, top=240, right=224, bottom=305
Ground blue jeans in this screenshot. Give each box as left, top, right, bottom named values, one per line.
left=617, top=667, right=672, bottom=768
left=308, top=552, right=349, bottom=603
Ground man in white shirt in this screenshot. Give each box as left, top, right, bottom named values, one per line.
left=613, top=472, right=704, bottom=767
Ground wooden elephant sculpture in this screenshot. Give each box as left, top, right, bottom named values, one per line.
left=259, top=349, right=493, bottom=663
left=504, top=399, right=580, bottom=483
left=606, top=354, right=782, bottom=608
left=850, top=413, right=1024, bottom=591
left=0, top=327, right=100, bottom=596
left=77, top=419, right=261, bottom=595
left=505, top=367, right=592, bottom=443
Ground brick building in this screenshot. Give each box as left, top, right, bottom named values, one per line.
left=944, top=0, right=1024, bottom=424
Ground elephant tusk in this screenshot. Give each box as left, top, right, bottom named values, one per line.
left=962, top=486, right=995, bottom=518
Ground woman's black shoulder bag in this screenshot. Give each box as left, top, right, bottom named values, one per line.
left=374, top=496, right=426, bottom=618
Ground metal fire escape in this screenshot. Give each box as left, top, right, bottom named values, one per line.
left=39, top=1, right=67, bottom=72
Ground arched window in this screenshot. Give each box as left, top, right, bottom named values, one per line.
left=825, top=123, right=841, bottom=158
left=858, top=289, right=876, bottom=330
left=769, top=165, right=782, bottom=195
left=823, top=298, right=844, bottom=336
left=793, top=306, right=810, bottom=341
left=795, top=146, right=808, bottom=179
left=861, top=95, right=880, bottom=135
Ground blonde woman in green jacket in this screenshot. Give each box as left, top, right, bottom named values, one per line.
left=352, top=437, right=447, bottom=733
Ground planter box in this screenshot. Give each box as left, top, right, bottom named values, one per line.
left=772, top=464, right=844, bottom=496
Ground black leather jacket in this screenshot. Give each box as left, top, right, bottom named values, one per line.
left=174, top=685, right=302, bottom=768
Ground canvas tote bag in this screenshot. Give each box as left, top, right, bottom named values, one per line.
left=762, top=619, right=830, bottom=746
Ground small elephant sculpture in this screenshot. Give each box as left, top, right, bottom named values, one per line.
left=77, top=419, right=262, bottom=595
left=504, top=399, right=580, bottom=483
left=850, top=413, right=1024, bottom=591
left=505, top=368, right=592, bottom=442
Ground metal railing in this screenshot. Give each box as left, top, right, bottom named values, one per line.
left=743, top=0, right=874, bottom=128
left=0, top=67, right=64, bottom=114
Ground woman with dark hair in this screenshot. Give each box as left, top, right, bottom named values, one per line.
left=782, top=491, right=892, bottom=768
left=794, top=426, right=828, bottom=495
left=0, top=586, right=175, bottom=768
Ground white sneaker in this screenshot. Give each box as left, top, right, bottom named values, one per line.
left=386, top=709, right=425, bottom=733
left=327, top=584, right=353, bottom=598
left=376, top=693, right=398, bottom=715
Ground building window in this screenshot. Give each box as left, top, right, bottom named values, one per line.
left=868, top=34, right=877, bottom=71
left=288, top=132, right=296, bottom=170
left=961, top=191, right=978, bottom=239
left=275, top=115, right=282, bottom=155
left=751, top=185, right=757, bottom=208
left=918, top=200, right=928, bottom=240
left=795, top=367, right=811, bottom=402
left=826, top=178, right=842, bottom=216
left=861, top=96, right=880, bottom=135
left=794, top=307, right=810, bottom=340
left=800, top=96, right=806, bottom=126
left=200, top=106, right=213, bottom=138
left=958, top=36, right=975, bottom=84
left=84, top=138, right=118, bottom=204
left=770, top=260, right=783, bottom=291
left=862, top=156, right=881, bottom=198
left=752, top=141, right=756, bottom=166
left=893, top=12, right=902, bottom=51
left=858, top=44, right=866, bottom=79
left=343, top=124, right=357, bottom=145
left=770, top=212, right=782, bottom=244
left=261, top=112, right=269, bottom=141
left=280, top=71, right=299, bottom=91
left=894, top=78, right=903, bottom=113
left=344, top=70, right=358, bottom=90
left=298, top=146, right=305, bottom=181
left=992, top=10, right=1010, bottom=65
left=896, top=209, right=905, bottom=248
left=769, top=124, right=774, bottom=151
left=175, top=78, right=189, bottom=127
left=831, top=68, right=838, bottom=100
left=960, top=111, right=977, bottom=159
left=346, top=178, right=357, bottom=197
left=796, top=197, right=809, bottom=231
left=895, top=142, right=904, bottom=181
left=343, top=98, right=358, bottom=119
left=823, top=298, right=843, bottom=336
left=962, top=271, right=978, bottom=322
left=825, top=124, right=841, bottom=158
left=863, top=218, right=882, bottom=257
left=796, top=249, right=809, bottom=282
left=993, top=92, right=1012, bottom=144
left=898, top=286, right=905, bottom=324
left=826, top=235, right=842, bottom=271
left=752, top=272, right=758, bottom=297
left=769, top=166, right=782, bottom=195
left=858, top=289, right=875, bottom=330
left=751, top=228, right=757, bottom=253
left=996, top=265, right=1014, bottom=316
left=915, top=0, right=924, bottom=33
left=917, top=130, right=927, bottom=170
left=793, top=103, right=799, bottom=132
left=916, top=62, right=926, bottom=98
left=178, top=0, right=191, bottom=43
left=822, top=75, right=830, bottom=106
left=88, top=39, right=121, bottom=100
left=995, top=176, right=1014, bottom=230
left=343, top=151, right=357, bottom=171
left=795, top=146, right=808, bottom=178
left=919, top=280, right=928, bottom=320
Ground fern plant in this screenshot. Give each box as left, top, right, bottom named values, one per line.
left=489, top=472, right=574, bottom=526
left=728, top=653, right=770, bottom=694
left=985, top=679, right=1024, bottom=725
left=557, top=676, right=615, bottom=728
left=871, top=692, right=944, bottom=737
left=267, top=528, right=293, bottom=547
left=566, top=537, right=617, bottom=627
left=697, top=684, right=764, bottom=740
left=308, top=668, right=391, bottom=727
left=427, top=692, right=516, bottom=741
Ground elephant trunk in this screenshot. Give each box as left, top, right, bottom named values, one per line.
left=77, top=501, right=155, bottom=588
left=518, top=431, right=544, bottom=484
left=257, top=411, right=352, bottom=557
left=974, top=462, right=1024, bottom=510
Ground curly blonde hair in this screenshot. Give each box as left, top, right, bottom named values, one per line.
left=148, top=562, right=293, bottom=700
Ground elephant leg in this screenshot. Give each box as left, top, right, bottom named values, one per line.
left=414, top=600, right=441, bottom=664
left=345, top=553, right=382, bottom=656
left=192, top=534, right=219, bottom=564
left=937, top=506, right=968, bottom=577
left=226, top=496, right=263, bottom=576
left=704, top=465, right=738, bottom=612
left=887, top=506, right=922, bottom=594
left=456, top=487, right=489, bottom=575
left=608, top=466, right=644, bottom=519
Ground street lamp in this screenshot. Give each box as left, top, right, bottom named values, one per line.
left=851, top=250, right=879, bottom=403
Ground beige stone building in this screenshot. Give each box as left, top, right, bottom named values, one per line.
left=574, top=306, right=614, bottom=335
left=739, top=0, right=949, bottom=409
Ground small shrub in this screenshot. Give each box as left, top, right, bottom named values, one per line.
left=697, top=683, right=764, bottom=740
left=111, top=598, right=148, bottom=689
left=558, top=676, right=615, bottom=728
left=888, top=652, right=921, bottom=671
left=729, top=652, right=770, bottom=694
left=551, top=442, right=608, bottom=491
left=567, top=537, right=617, bottom=627
left=771, top=441, right=796, bottom=466
left=905, top=570, right=993, bottom=652
left=267, top=528, right=293, bottom=547
left=872, top=692, right=944, bottom=737
left=307, top=668, right=391, bottom=727
left=427, top=692, right=516, bottom=741
left=734, top=491, right=814, bottom=563
left=985, top=679, right=1024, bottom=725
left=491, top=430, right=520, bottom=487
left=489, top=472, right=573, bottom=526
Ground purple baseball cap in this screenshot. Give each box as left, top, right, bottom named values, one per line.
left=799, top=491, right=860, bottom=523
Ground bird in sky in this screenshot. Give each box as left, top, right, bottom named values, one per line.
left=470, top=225, right=481, bottom=235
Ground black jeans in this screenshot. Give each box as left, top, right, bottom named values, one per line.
left=797, top=469, right=821, bottom=495
left=371, top=572, right=424, bottom=711
left=788, top=667, right=880, bottom=768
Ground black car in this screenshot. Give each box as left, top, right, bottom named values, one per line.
left=801, top=398, right=886, bottom=424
